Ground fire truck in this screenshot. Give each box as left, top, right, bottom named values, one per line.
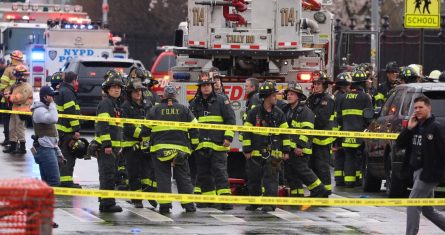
left=171, top=0, right=335, bottom=166
left=0, top=2, right=128, bottom=90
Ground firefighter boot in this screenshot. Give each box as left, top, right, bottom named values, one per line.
left=245, top=204, right=261, bottom=211
left=1, top=132, right=9, bottom=146
left=132, top=200, right=143, bottom=209
left=12, top=141, right=26, bottom=154
left=99, top=204, right=123, bottom=213
left=261, top=205, right=276, bottom=212
left=182, top=203, right=196, bottom=213
left=3, top=141, right=16, bottom=153
left=159, top=205, right=171, bottom=214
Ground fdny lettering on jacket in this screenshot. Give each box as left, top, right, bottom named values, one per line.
left=161, top=108, right=179, bottom=115
left=346, top=93, right=358, bottom=99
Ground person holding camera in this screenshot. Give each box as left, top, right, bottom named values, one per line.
left=396, top=96, right=445, bottom=235
left=31, top=86, right=65, bottom=187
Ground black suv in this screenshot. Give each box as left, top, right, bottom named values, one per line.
left=60, top=58, right=144, bottom=115
left=363, top=83, right=445, bottom=197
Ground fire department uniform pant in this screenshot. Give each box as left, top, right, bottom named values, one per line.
left=246, top=157, right=279, bottom=197
left=123, top=148, right=157, bottom=195
left=343, top=147, right=360, bottom=185
left=334, top=148, right=346, bottom=185
left=188, top=152, right=200, bottom=193
left=310, top=144, right=332, bottom=192
left=9, top=114, right=25, bottom=142
left=97, top=149, right=118, bottom=207
left=152, top=154, right=194, bottom=209
left=59, top=134, right=77, bottom=185
left=1, top=102, right=10, bottom=140
left=285, top=153, right=325, bottom=196
left=115, top=152, right=128, bottom=187
left=195, top=149, right=231, bottom=196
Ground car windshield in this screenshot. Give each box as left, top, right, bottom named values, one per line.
left=79, top=61, right=135, bottom=78
left=153, top=55, right=176, bottom=73
left=424, top=91, right=445, bottom=117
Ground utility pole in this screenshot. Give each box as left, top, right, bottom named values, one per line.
left=102, top=0, right=109, bottom=27
left=371, top=0, right=380, bottom=76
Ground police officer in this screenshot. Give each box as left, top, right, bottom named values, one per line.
left=55, top=72, right=82, bottom=188
left=121, top=78, right=157, bottom=209
left=306, top=72, right=335, bottom=193
left=147, top=84, right=198, bottom=214
left=4, top=64, right=33, bottom=154
left=0, top=50, right=24, bottom=147
left=189, top=73, right=236, bottom=210
left=374, top=62, right=399, bottom=108
left=95, top=71, right=124, bottom=213
left=243, top=81, right=291, bottom=212
left=282, top=81, right=330, bottom=198
left=336, top=70, right=373, bottom=188
left=332, top=72, right=352, bottom=186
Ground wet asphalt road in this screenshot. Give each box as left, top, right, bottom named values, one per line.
left=1, top=128, right=444, bottom=234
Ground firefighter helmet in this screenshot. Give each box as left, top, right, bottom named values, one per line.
left=259, top=80, right=278, bottom=99
left=103, top=68, right=123, bottom=81
left=428, top=70, right=441, bottom=82
left=312, top=71, right=330, bottom=83
left=335, top=72, right=352, bottom=85
left=12, top=64, right=30, bottom=81
left=164, top=84, right=177, bottom=98
left=10, top=50, right=24, bottom=61
left=102, top=70, right=125, bottom=90
left=197, top=72, right=215, bottom=85
left=284, top=81, right=307, bottom=101
left=69, top=138, right=89, bottom=159
left=50, top=72, right=64, bottom=90
left=384, top=61, right=400, bottom=73
left=126, top=78, right=145, bottom=91
left=400, top=66, right=419, bottom=83
left=351, top=70, right=368, bottom=83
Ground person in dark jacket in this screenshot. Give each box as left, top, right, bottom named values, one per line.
left=282, top=81, right=330, bottom=198
left=189, top=73, right=236, bottom=210
left=55, top=72, right=82, bottom=188
left=147, top=84, right=198, bottom=214
left=396, top=96, right=445, bottom=235
left=121, top=79, right=157, bottom=209
left=243, top=81, right=291, bottom=212
left=95, top=70, right=124, bottom=213
left=374, top=61, right=399, bottom=108
left=306, top=72, right=335, bottom=193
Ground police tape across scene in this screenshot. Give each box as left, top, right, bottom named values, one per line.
left=53, top=187, right=445, bottom=207
left=0, top=109, right=398, bottom=140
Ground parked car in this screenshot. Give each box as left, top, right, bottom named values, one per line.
left=60, top=58, right=144, bottom=115
left=363, top=83, right=445, bottom=197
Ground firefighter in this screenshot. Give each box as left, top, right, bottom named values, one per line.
left=374, top=61, right=399, bottom=108
left=332, top=72, right=352, bottom=186
left=282, top=81, right=330, bottom=198
left=121, top=78, right=157, bottom=209
left=209, top=70, right=228, bottom=99
left=243, top=81, right=291, bottom=212
left=306, top=72, right=335, bottom=193
left=4, top=64, right=33, bottom=154
left=336, top=70, right=373, bottom=188
left=189, top=72, right=236, bottom=210
left=147, top=84, right=198, bottom=214
left=50, top=72, right=64, bottom=91
left=128, top=67, right=160, bottom=105
left=399, top=66, right=421, bottom=84
left=95, top=70, right=124, bottom=213
left=55, top=72, right=82, bottom=188
left=0, top=50, right=23, bottom=147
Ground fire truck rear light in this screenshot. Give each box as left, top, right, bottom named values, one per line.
left=32, top=66, right=44, bottom=73
left=297, top=72, right=313, bottom=83
left=90, top=72, right=96, bottom=76
left=34, top=77, right=42, bottom=88
left=6, top=15, right=17, bottom=20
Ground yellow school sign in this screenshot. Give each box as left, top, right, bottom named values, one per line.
left=405, top=0, right=441, bottom=28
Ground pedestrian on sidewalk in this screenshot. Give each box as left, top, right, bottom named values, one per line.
left=396, top=96, right=445, bottom=235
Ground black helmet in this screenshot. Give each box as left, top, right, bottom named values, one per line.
left=50, top=72, right=64, bottom=90
left=351, top=70, right=368, bottom=83
left=259, top=80, right=278, bottom=99
left=439, top=71, right=445, bottom=82
left=197, top=72, right=215, bottom=85
left=384, top=61, right=399, bottom=73
left=312, top=71, right=330, bottom=83
left=284, top=81, right=307, bottom=101
left=70, top=138, right=89, bottom=159
left=126, top=78, right=146, bottom=92
left=335, top=72, right=352, bottom=85
left=400, top=67, right=418, bottom=83
left=102, top=69, right=125, bottom=90
left=104, top=68, right=122, bottom=81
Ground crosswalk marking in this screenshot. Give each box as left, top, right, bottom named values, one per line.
left=197, top=208, right=223, bottom=213
left=58, top=208, right=105, bottom=223
left=210, top=214, right=246, bottom=223
left=268, top=208, right=314, bottom=223
left=335, top=212, right=360, bottom=218
left=127, top=208, right=174, bottom=222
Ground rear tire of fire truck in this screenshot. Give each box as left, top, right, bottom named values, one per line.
left=362, top=153, right=382, bottom=193
left=384, top=150, right=409, bottom=198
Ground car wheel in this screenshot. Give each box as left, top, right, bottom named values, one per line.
left=362, top=155, right=382, bottom=193
left=385, top=157, right=409, bottom=198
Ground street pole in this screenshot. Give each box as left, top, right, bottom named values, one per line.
left=102, top=0, right=108, bottom=27
left=419, top=28, right=424, bottom=66
left=371, top=0, right=380, bottom=81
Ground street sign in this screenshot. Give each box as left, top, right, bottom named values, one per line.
left=404, top=0, right=441, bottom=28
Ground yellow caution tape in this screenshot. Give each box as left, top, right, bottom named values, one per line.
left=0, top=109, right=398, bottom=140
left=53, top=187, right=445, bottom=206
